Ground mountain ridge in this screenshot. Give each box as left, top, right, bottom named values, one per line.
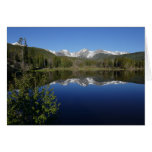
left=12, top=42, right=129, bottom=59
left=49, top=48, right=129, bottom=58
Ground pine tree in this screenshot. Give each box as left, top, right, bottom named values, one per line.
left=18, top=37, right=23, bottom=45
left=24, top=38, right=28, bottom=47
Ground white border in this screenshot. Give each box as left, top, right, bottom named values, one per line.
left=0, top=0, right=152, bottom=152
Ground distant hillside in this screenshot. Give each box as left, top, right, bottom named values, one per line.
left=92, top=53, right=114, bottom=60
left=93, top=51, right=144, bottom=61
left=120, top=52, right=144, bottom=60
left=7, top=43, right=55, bottom=58
left=7, top=43, right=55, bottom=72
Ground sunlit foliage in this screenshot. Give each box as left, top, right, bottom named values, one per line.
left=7, top=73, right=60, bottom=125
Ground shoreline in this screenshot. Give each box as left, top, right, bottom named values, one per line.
left=32, top=67, right=145, bottom=72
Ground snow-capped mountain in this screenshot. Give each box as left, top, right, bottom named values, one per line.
left=12, top=42, right=25, bottom=46
left=49, top=48, right=129, bottom=59
left=49, top=77, right=127, bottom=87
left=11, top=42, right=129, bottom=59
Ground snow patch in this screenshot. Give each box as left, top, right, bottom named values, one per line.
left=49, top=48, right=129, bottom=58
left=12, top=42, right=25, bottom=46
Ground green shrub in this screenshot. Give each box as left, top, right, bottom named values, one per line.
left=7, top=73, right=60, bottom=125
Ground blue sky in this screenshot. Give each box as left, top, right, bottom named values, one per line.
left=7, top=27, right=145, bottom=53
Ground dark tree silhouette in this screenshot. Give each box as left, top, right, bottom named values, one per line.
left=24, top=38, right=28, bottom=47
left=18, top=37, right=23, bottom=45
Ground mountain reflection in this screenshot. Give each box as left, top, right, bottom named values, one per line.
left=49, top=78, right=127, bottom=87
left=8, top=70, right=144, bottom=90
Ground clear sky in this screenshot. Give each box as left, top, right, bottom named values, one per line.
left=7, top=27, right=145, bottom=53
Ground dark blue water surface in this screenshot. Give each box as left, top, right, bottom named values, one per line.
left=48, top=82, right=144, bottom=125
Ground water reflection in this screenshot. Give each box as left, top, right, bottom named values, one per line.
left=50, top=78, right=126, bottom=86
left=8, top=70, right=144, bottom=89
left=32, top=70, right=144, bottom=87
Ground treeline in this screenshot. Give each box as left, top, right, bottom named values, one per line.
left=7, top=43, right=74, bottom=71
left=7, top=43, right=144, bottom=74
left=7, top=43, right=54, bottom=70
left=48, top=56, right=144, bottom=69
left=95, top=57, right=144, bottom=69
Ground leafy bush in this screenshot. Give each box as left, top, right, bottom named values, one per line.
left=7, top=73, right=60, bottom=125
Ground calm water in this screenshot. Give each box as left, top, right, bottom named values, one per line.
left=8, top=70, right=145, bottom=125
left=43, top=70, right=144, bottom=125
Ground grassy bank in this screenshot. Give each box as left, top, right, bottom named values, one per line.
left=32, top=67, right=144, bottom=72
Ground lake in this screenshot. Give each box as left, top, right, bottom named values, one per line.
left=39, top=70, right=145, bottom=125
left=8, top=70, right=145, bottom=125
